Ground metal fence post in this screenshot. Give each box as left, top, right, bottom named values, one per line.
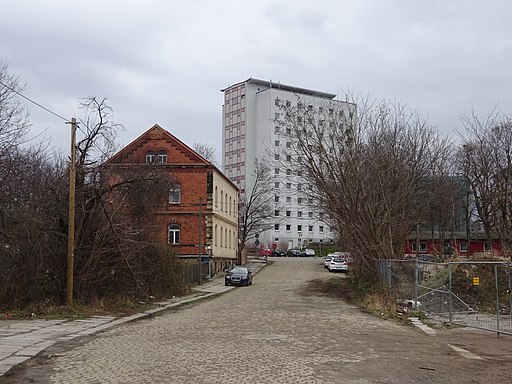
left=449, top=262, right=453, bottom=325
left=495, top=264, right=500, bottom=336
left=509, top=266, right=512, bottom=328
left=387, top=259, right=392, bottom=297
left=414, top=257, right=419, bottom=309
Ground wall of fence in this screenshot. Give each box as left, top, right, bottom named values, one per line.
left=181, top=260, right=210, bottom=286
left=378, top=258, right=512, bottom=336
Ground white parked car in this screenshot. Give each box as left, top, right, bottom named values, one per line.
left=304, top=248, right=315, bottom=256
left=328, top=257, right=348, bottom=273
left=327, top=251, right=353, bottom=264
left=324, top=255, right=334, bottom=268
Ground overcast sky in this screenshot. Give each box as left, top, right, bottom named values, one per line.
left=2, top=0, right=511, bottom=161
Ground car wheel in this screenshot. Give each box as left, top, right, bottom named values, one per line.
left=225, top=282, right=229, bottom=286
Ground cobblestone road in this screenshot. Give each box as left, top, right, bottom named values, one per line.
left=3, top=257, right=512, bottom=383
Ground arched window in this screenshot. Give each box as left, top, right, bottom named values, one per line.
left=220, top=190, right=224, bottom=212
left=158, top=150, right=167, bottom=163
left=229, top=196, right=232, bottom=215
left=168, top=224, right=180, bottom=244
left=229, top=230, right=231, bottom=250
left=215, top=186, right=218, bottom=207
left=146, top=151, right=155, bottom=163
left=214, top=225, right=218, bottom=246
left=169, top=185, right=181, bottom=204
left=224, top=228, right=228, bottom=248
left=220, top=226, right=223, bottom=247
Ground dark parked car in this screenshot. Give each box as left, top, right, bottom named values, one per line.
left=287, top=249, right=302, bottom=257
left=271, top=249, right=286, bottom=257
left=225, top=266, right=253, bottom=286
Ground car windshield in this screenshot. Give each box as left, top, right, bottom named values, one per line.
left=231, top=267, right=247, bottom=273
left=332, top=258, right=344, bottom=263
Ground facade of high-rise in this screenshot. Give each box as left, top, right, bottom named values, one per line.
left=221, top=78, right=353, bottom=250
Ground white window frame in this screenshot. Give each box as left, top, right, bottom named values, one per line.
left=146, top=151, right=155, bottom=163
left=168, top=224, right=180, bottom=244
left=169, top=185, right=181, bottom=204
left=158, top=150, right=167, bottom=163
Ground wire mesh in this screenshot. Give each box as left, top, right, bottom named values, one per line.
left=377, top=258, right=512, bottom=335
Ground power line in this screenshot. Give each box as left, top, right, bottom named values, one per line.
left=0, top=78, right=70, bottom=123
left=1, top=78, right=109, bottom=155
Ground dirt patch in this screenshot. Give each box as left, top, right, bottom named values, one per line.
left=299, top=275, right=422, bottom=324
left=299, top=276, right=354, bottom=301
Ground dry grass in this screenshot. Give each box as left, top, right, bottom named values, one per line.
left=0, top=297, right=161, bottom=320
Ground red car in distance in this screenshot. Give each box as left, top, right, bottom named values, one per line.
left=259, top=248, right=272, bottom=257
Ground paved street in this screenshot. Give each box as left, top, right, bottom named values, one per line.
left=0, top=259, right=266, bottom=378
left=2, top=257, right=512, bottom=383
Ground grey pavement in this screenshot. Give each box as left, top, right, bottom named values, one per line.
left=0, top=258, right=267, bottom=377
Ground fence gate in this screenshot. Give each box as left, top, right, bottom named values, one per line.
left=378, top=259, right=512, bottom=336
left=447, top=261, right=512, bottom=335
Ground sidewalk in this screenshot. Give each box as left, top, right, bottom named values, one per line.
left=0, top=259, right=267, bottom=376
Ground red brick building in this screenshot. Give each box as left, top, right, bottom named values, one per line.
left=104, top=124, right=239, bottom=275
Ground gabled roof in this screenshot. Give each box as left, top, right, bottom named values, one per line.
left=106, top=124, right=238, bottom=190
left=107, top=124, right=210, bottom=165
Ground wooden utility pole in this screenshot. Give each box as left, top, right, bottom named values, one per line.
left=66, top=117, right=77, bottom=306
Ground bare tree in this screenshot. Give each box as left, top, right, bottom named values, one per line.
left=458, top=109, right=512, bottom=258
left=0, top=147, right=69, bottom=308
left=0, top=59, right=31, bottom=185
left=71, top=97, right=185, bottom=301
left=193, top=142, right=218, bottom=166
left=0, top=95, right=186, bottom=310
left=238, top=159, right=277, bottom=260
left=277, top=96, right=451, bottom=280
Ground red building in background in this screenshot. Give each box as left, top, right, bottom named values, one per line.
left=405, top=231, right=504, bottom=259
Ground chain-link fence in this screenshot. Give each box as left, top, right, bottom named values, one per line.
left=378, top=258, right=512, bottom=336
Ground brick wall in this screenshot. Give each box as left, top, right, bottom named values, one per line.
left=105, top=125, right=239, bottom=274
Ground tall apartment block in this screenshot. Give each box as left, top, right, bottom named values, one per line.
left=221, top=78, right=352, bottom=250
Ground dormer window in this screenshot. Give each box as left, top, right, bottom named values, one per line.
left=146, top=151, right=155, bottom=163
left=158, top=150, right=167, bottom=163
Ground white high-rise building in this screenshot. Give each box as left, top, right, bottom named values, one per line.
left=221, top=78, right=353, bottom=250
